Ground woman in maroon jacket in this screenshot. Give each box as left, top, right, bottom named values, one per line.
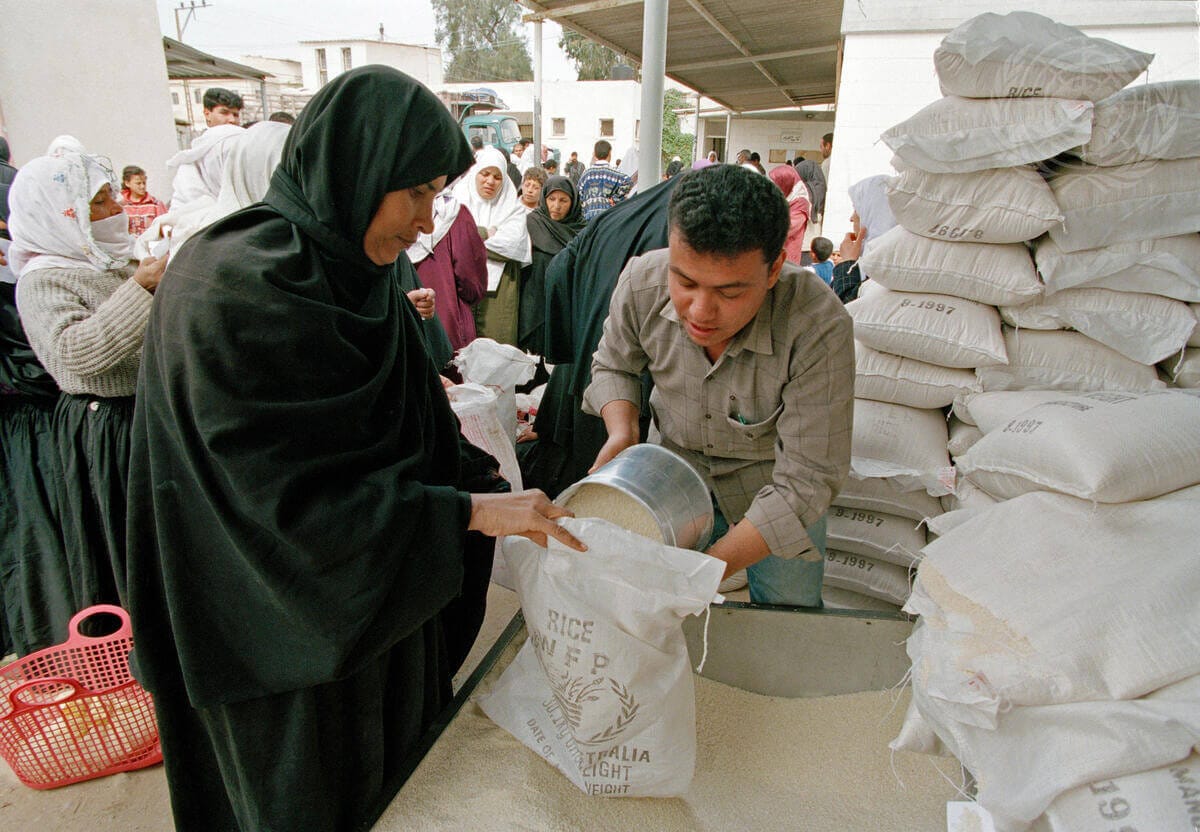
left=408, top=190, right=488, bottom=351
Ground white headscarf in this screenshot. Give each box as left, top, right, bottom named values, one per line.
left=46, top=135, right=86, bottom=157
left=166, top=123, right=244, bottom=211
left=451, top=146, right=530, bottom=265
left=7, top=152, right=132, bottom=277
left=848, top=174, right=898, bottom=254
left=408, top=189, right=463, bottom=265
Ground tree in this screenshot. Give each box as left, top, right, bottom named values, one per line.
left=433, top=0, right=533, bottom=82
left=661, top=89, right=694, bottom=166
left=559, top=30, right=633, bottom=81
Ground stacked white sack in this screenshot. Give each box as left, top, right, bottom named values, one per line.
left=893, top=487, right=1200, bottom=832
left=1034, top=80, right=1200, bottom=388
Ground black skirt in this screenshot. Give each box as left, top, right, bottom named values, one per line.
left=0, top=395, right=74, bottom=656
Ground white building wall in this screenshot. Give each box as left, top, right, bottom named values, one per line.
left=301, top=41, right=443, bottom=91
left=0, top=0, right=179, bottom=199
left=825, top=0, right=1200, bottom=242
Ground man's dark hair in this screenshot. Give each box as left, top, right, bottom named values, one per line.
left=593, top=139, right=612, bottom=160
left=268, top=111, right=295, bottom=124
left=469, top=134, right=484, bottom=150
left=749, top=152, right=761, bottom=163
left=0, top=136, right=11, bottom=164
left=811, top=236, right=834, bottom=262
left=121, top=165, right=146, bottom=183
left=669, top=165, right=788, bottom=264
left=822, top=132, right=833, bottom=145
left=516, top=137, right=530, bottom=149
left=522, top=167, right=547, bottom=186
left=203, top=87, right=243, bottom=110
left=543, top=158, right=558, bottom=172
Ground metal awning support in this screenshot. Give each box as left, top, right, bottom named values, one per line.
left=637, top=0, right=668, bottom=190
left=522, top=0, right=643, bottom=23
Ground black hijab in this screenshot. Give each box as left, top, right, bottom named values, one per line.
left=127, top=66, right=479, bottom=707
left=526, top=175, right=584, bottom=255
left=794, top=158, right=827, bottom=216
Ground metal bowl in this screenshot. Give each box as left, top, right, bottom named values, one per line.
left=556, top=444, right=714, bottom=550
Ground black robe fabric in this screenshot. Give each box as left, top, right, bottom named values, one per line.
left=519, top=175, right=584, bottom=355
left=125, top=66, right=484, bottom=831
left=518, top=177, right=679, bottom=497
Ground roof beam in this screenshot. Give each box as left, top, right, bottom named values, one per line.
left=522, top=0, right=643, bottom=23
left=517, top=0, right=641, bottom=66
left=668, top=43, right=838, bottom=73
left=681, top=0, right=794, bottom=107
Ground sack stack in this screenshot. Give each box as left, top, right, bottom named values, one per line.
left=839, top=12, right=1200, bottom=829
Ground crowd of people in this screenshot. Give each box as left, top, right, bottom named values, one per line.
left=0, top=67, right=877, bottom=830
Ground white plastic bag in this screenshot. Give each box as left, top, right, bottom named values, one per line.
left=454, top=338, right=539, bottom=442
left=479, top=517, right=724, bottom=797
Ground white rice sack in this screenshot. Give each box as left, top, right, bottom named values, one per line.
left=939, top=477, right=1000, bottom=516
left=1034, top=233, right=1200, bottom=301
left=999, top=287, right=1196, bottom=365
left=957, top=390, right=1083, bottom=434
left=880, top=96, right=1093, bottom=174
left=850, top=399, right=953, bottom=496
left=1036, top=753, right=1200, bottom=832
left=823, top=550, right=912, bottom=605
left=957, top=390, right=1200, bottom=502
left=886, top=166, right=1062, bottom=245
left=827, top=506, right=926, bottom=568
left=909, top=662, right=1200, bottom=832
left=934, top=11, right=1154, bottom=102
left=1077, top=80, right=1200, bottom=166
left=909, top=491, right=1200, bottom=712
left=946, top=417, right=983, bottom=458
left=1162, top=347, right=1200, bottom=389
left=1189, top=303, right=1200, bottom=347
left=977, top=328, right=1165, bottom=392
left=854, top=341, right=979, bottom=409
left=860, top=226, right=1042, bottom=307
left=835, top=475, right=944, bottom=523
left=1047, top=157, right=1200, bottom=253
left=481, top=518, right=724, bottom=798
left=854, top=277, right=885, bottom=300
left=848, top=285, right=1008, bottom=369
left=821, top=585, right=903, bottom=614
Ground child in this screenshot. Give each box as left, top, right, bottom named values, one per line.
left=810, top=236, right=834, bottom=286
left=118, top=166, right=167, bottom=237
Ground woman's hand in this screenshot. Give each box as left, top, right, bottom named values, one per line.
left=407, top=287, right=436, bottom=319
left=132, top=255, right=168, bottom=293
left=469, top=489, right=586, bottom=551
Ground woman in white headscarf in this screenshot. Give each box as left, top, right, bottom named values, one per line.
left=452, top=145, right=530, bottom=346
left=9, top=151, right=167, bottom=607
left=135, top=121, right=287, bottom=259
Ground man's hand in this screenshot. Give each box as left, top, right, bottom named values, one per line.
left=469, top=489, right=586, bottom=551
left=590, top=399, right=641, bottom=473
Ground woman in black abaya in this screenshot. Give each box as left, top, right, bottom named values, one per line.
left=519, top=174, right=585, bottom=355
left=126, top=66, right=582, bottom=832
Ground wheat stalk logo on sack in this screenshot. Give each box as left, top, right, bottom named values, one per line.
left=548, top=669, right=640, bottom=747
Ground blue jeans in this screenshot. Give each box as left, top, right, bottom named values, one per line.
left=711, top=502, right=826, bottom=607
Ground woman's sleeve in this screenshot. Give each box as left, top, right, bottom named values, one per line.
left=449, top=206, right=488, bottom=305
left=485, top=207, right=532, bottom=266
left=17, top=269, right=152, bottom=378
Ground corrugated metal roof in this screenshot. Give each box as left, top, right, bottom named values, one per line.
left=163, top=36, right=268, bottom=82
left=520, top=0, right=844, bottom=112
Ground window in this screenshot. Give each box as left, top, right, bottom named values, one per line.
left=194, top=89, right=202, bottom=104
left=341, top=47, right=352, bottom=72
left=599, top=118, right=614, bottom=137
left=552, top=118, right=565, bottom=137
left=316, top=48, right=328, bottom=85
left=171, top=92, right=180, bottom=105
left=635, top=119, right=640, bottom=140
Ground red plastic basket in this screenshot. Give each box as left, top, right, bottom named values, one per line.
left=0, top=604, right=162, bottom=789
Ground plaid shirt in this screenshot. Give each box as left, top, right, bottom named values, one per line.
left=583, top=249, right=855, bottom=559
left=576, top=161, right=632, bottom=221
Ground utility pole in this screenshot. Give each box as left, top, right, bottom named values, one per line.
left=175, top=0, right=212, bottom=130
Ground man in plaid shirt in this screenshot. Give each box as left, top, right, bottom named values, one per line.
left=576, top=140, right=633, bottom=221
